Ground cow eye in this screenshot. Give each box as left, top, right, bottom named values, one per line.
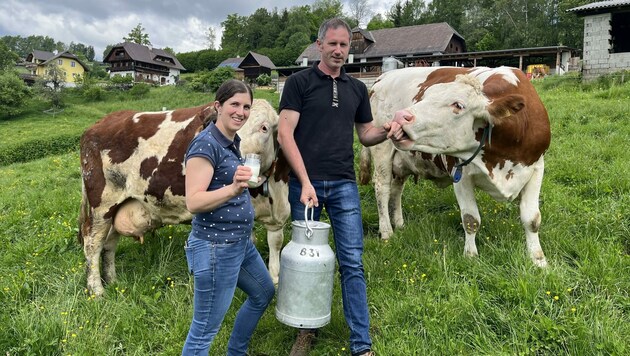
left=261, top=125, right=268, bottom=133
left=452, top=102, right=465, bottom=111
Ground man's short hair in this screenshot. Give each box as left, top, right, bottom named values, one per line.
left=318, top=18, right=352, bottom=42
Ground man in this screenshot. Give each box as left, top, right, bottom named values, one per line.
left=278, top=17, right=405, bottom=356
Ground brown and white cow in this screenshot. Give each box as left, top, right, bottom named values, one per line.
left=360, top=66, right=550, bottom=266
left=79, top=99, right=290, bottom=296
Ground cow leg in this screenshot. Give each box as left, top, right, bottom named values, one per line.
left=519, top=165, right=547, bottom=267
left=390, top=174, right=406, bottom=229
left=371, top=144, right=396, bottom=240
left=266, top=227, right=284, bottom=285
left=101, top=227, right=121, bottom=284
left=453, top=177, right=481, bottom=257
left=83, top=218, right=111, bottom=297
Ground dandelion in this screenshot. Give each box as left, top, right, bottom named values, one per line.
left=71, top=333, right=77, bottom=338
left=566, top=288, right=573, bottom=293
left=62, top=339, right=67, bottom=343
left=402, top=264, right=407, bottom=269
left=546, top=291, right=551, bottom=296
left=571, top=307, right=577, bottom=313
left=553, top=295, right=559, bottom=301
left=421, top=273, right=427, bottom=279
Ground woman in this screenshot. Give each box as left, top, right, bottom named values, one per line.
left=182, top=79, right=275, bottom=355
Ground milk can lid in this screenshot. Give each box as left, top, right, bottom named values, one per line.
left=292, top=220, right=330, bottom=229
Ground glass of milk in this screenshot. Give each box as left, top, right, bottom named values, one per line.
left=244, top=153, right=260, bottom=186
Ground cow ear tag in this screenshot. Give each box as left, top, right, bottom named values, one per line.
left=452, top=166, right=462, bottom=183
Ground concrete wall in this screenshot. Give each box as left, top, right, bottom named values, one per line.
left=582, top=13, right=630, bottom=80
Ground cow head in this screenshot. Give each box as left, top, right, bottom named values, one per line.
left=238, top=99, right=279, bottom=174
left=393, top=74, right=525, bottom=159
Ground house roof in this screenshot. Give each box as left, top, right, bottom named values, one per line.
left=568, top=0, right=630, bottom=14
left=105, top=42, right=186, bottom=70
left=26, top=50, right=90, bottom=71
left=218, top=57, right=244, bottom=69
left=242, top=51, right=276, bottom=70
left=29, top=50, right=56, bottom=62
left=296, top=22, right=465, bottom=64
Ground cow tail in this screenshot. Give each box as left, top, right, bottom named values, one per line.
left=359, top=146, right=372, bottom=185
left=78, top=181, right=88, bottom=245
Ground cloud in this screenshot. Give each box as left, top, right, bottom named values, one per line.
left=1, top=0, right=397, bottom=60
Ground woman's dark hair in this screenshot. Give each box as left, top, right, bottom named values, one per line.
left=216, top=79, right=253, bottom=105
left=208, top=79, right=253, bottom=125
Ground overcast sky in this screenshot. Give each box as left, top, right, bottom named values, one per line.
left=0, top=0, right=398, bottom=60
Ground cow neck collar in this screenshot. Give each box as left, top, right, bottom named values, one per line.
left=450, top=125, right=492, bottom=183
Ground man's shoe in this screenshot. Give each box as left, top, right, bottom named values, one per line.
left=289, top=329, right=316, bottom=356
left=354, top=350, right=374, bottom=356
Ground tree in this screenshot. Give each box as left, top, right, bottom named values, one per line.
left=67, top=42, right=95, bottom=61
left=35, top=64, right=66, bottom=109
left=221, top=14, right=248, bottom=55
left=347, top=0, right=372, bottom=28
left=0, top=41, right=19, bottom=70
left=366, top=13, right=395, bottom=30
left=388, top=0, right=427, bottom=27
left=0, top=71, right=31, bottom=118
left=163, top=47, right=176, bottom=56
left=124, top=23, right=151, bottom=45
left=206, top=26, right=217, bottom=49
left=102, top=44, right=114, bottom=61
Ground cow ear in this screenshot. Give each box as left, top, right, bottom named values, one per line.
left=487, top=94, right=525, bottom=124
left=199, top=105, right=214, bottom=127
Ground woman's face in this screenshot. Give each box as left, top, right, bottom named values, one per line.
left=215, top=92, right=252, bottom=135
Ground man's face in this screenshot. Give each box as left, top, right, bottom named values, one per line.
left=317, top=26, right=350, bottom=72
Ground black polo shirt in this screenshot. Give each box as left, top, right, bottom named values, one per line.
left=279, top=61, right=373, bottom=180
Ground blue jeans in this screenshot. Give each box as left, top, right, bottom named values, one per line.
left=288, top=178, right=372, bottom=354
left=182, top=236, right=275, bottom=356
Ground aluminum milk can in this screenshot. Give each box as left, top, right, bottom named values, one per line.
left=275, top=206, right=335, bottom=329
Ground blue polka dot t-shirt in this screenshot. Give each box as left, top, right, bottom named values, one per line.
left=185, top=122, right=254, bottom=242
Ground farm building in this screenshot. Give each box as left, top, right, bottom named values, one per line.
left=103, top=42, right=185, bottom=86
left=218, top=51, right=276, bottom=84
left=568, top=0, right=630, bottom=80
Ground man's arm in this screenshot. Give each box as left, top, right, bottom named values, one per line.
left=277, top=108, right=318, bottom=207
left=355, top=118, right=406, bottom=147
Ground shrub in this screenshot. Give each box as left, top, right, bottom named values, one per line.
left=108, top=75, right=134, bottom=90
left=0, top=71, right=31, bottom=118
left=83, top=86, right=106, bottom=101
left=0, top=134, right=80, bottom=166
left=129, top=82, right=151, bottom=98
left=188, top=67, right=235, bottom=92
left=256, top=73, right=271, bottom=86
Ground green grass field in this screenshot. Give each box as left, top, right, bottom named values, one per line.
left=1, top=77, right=628, bottom=355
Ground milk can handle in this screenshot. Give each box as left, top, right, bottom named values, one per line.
left=304, top=204, right=314, bottom=239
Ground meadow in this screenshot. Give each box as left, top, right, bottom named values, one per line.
left=0, top=76, right=628, bottom=355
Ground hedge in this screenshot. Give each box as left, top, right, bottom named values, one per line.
left=0, top=134, right=80, bottom=166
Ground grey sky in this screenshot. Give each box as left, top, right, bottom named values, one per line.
left=0, top=0, right=397, bottom=60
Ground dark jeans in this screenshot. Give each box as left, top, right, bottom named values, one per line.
left=289, top=178, right=372, bottom=354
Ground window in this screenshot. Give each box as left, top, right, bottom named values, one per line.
left=71, top=61, right=76, bottom=67
left=58, top=59, right=63, bottom=65
left=610, top=12, right=630, bottom=53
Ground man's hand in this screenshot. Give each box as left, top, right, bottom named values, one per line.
left=384, top=109, right=414, bottom=141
